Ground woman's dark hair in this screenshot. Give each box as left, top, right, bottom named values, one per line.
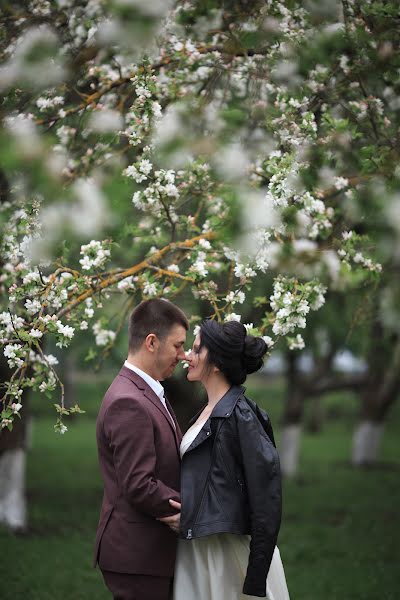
left=129, top=298, right=188, bottom=352
left=199, top=319, right=268, bottom=385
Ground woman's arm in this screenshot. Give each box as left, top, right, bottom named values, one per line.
left=236, top=400, right=282, bottom=597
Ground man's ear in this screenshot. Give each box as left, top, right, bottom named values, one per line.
left=145, top=333, right=158, bottom=353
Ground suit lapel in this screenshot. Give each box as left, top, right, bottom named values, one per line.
left=119, top=366, right=181, bottom=450
left=164, top=394, right=183, bottom=444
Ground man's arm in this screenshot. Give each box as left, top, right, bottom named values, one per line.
left=104, top=396, right=180, bottom=518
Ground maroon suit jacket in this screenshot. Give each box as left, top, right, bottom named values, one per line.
left=93, top=366, right=182, bottom=576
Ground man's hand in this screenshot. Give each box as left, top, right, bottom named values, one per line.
left=157, top=499, right=181, bottom=534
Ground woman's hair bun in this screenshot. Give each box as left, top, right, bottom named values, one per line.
left=199, top=319, right=268, bottom=385
left=243, top=335, right=268, bottom=374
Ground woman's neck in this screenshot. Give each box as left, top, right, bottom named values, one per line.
left=203, top=374, right=231, bottom=409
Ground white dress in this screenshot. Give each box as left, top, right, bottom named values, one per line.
left=173, top=420, right=290, bottom=600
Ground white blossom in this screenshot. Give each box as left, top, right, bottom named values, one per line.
left=334, top=176, right=349, bottom=190
left=93, top=321, right=116, bottom=346
left=288, top=334, right=305, bottom=350
left=199, top=238, right=211, bottom=250
left=167, top=263, right=180, bottom=273
left=22, top=271, right=41, bottom=285
left=224, top=313, right=241, bottom=322
left=39, top=371, right=56, bottom=393
left=4, top=344, right=24, bottom=368
left=138, top=159, right=153, bottom=175
left=28, top=328, right=43, bottom=339
left=117, top=276, right=136, bottom=291
left=262, top=336, right=275, bottom=348
left=44, top=354, right=58, bottom=366
left=190, top=251, right=208, bottom=278
left=234, top=263, right=256, bottom=280
left=143, top=281, right=158, bottom=297
left=225, top=290, right=245, bottom=305
left=0, top=312, right=24, bottom=335
left=79, top=240, right=110, bottom=271
left=84, top=297, right=95, bottom=318
left=55, top=321, right=75, bottom=347
left=36, top=96, right=64, bottom=111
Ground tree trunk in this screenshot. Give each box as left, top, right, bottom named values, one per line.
left=351, top=320, right=400, bottom=466
left=351, top=421, right=385, bottom=465
left=280, top=423, right=302, bottom=477
left=0, top=358, right=28, bottom=531
left=0, top=447, right=26, bottom=530
left=307, top=395, right=324, bottom=433
left=280, top=352, right=305, bottom=477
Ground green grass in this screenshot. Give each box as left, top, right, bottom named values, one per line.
left=0, top=380, right=399, bottom=599
left=1, top=419, right=108, bottom=600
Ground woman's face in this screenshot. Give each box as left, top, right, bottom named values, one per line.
left=186, top=334, right=210, bottom=382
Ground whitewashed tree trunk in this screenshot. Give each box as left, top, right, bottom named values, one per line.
left=279, top=424, right=302, bottom=477
left=351, top=421, right=384, bottom=466
left=0, top=447, right=27, bottom=531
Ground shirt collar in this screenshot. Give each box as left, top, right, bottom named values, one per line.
left=124, top=360, right=164, bottom=400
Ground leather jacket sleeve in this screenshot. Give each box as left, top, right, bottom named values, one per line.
left=236, top=400, right=282, bottom=597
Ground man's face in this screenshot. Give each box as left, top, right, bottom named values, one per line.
left=154, top=324, right=187, bottom=381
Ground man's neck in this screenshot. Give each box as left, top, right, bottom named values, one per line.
left=126, top=355, right=158, bottom=381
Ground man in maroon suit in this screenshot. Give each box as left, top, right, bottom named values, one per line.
left=94, top=298, right=188, bottom=600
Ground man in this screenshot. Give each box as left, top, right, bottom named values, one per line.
left=94, top=298, right=188, bottom=600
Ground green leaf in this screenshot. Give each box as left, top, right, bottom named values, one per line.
left=54, top=404, right=70, bottom=416
left=254, top=296, right=268, bottom=307
left=84, top=348, right=97, bottom=362
left=69, top=404, right=86, bottom=414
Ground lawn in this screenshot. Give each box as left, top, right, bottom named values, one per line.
left=0, top=377, right=399, bottom=599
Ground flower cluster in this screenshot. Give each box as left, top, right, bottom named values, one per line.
left=338, top=231, right=382, bottom=274
left=270, top=277, right=326, bottom=338
left=93, top=321, right=117, bottom=347
left=79, top=240, right=111, bottom=271
left=4, top=344, right=25, bottom=369
left=131, top=167, right=180, bottom=218
left=119, top=72, right=163, bottom=148
left=287, top=334, right=305, bottom=351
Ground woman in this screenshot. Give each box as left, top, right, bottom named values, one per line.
left=172, top=319, right=290, bottom=599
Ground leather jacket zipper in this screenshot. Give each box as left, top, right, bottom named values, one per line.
left=185, top=450, right=212, bottom=539
left=184, top=419, right=224, bottom=540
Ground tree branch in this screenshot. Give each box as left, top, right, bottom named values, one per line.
left=56, top=232, right=214, bottom=318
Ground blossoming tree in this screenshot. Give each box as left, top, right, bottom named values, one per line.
left=1, top=0, right=398, bottom=526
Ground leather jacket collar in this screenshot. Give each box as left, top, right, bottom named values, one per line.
left=189, top=385, right=246, bottom=426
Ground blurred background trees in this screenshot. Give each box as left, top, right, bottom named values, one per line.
left=0, top=1, right=399, bottom=581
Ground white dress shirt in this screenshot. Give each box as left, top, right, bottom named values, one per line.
left=124, top=360, right=176, bottom=429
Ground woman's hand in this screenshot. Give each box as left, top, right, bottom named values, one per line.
left=157, top=499, right=182, bottom=533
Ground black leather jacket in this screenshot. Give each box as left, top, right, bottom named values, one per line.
left=179, top=385, right=282, bottom=598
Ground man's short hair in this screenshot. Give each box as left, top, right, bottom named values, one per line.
left=128, top=298, right=189, bottom=353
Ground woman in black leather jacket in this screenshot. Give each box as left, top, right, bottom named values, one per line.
left=171, top=319, right=290, bottom=600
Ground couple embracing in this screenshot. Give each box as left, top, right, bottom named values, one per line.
left=94, top=299, right=290, bottom=600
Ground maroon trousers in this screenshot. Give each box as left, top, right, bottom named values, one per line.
left=101, top=569, right=173, bottom=600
